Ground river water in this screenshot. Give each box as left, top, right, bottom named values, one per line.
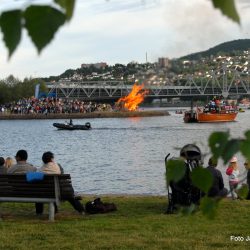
left=0, top=108, right=249, bottom=195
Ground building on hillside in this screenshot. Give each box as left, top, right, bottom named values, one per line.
left=81, top=62, right=107, bottom=69
left=158, top=57, right=171, bottom=68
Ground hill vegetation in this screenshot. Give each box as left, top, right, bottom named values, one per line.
left=181, top=39, right=250, bottom=60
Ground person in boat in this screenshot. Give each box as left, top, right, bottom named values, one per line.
left=204, top=105, right=209, bottom=113
left=36, top=151, right=85, bottom=215
left=206, top=157, right=228, bottom=198
left=69, top=119, right=73, bottom=125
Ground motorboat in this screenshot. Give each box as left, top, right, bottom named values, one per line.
left=184, top=107, right=238, bottom=123
left=53, top=122, right=91, bottom=130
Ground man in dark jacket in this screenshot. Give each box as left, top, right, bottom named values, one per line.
left=206, top=157, right=228, bottom=198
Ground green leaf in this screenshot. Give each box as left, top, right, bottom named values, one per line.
left=212, top=0, right=240, bottom=24
left=191, top=167, right=213, bottom=193
left=0, top=10, right=22, bottom=58
left=209, top=131, right=229, bottom=160
left=221, top=139, right=241, bottom=164
left=180, top=204, right=196, bottom=216
left=166, top=159, right=186, bottom=183
left=244, top=130, right=250, bottom=141
left=236, top=184, right=249, bottom=200
left=200, top=196, right=219, bottom=220
left=240, top=139, right=250, bottom=162
left=54, top=0, right=75, bottom=21
left=24, top=5, right=66, bottom=53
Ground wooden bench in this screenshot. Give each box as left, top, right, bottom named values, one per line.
left=0, top=174, right=74, bottom=221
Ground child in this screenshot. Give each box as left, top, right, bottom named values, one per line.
left=227, top=156, right=239, bottom=200
left=4, top=157, right=15, bottom=169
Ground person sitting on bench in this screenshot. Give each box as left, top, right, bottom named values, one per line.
left=36, top=151, right=85, bottom=215
left=7, top=150, right=37, bottom=174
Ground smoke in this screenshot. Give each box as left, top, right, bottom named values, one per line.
left=159, top=0, right=250, bottom=58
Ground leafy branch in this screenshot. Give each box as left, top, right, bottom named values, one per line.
left=0, top=0, right=75, bottom=58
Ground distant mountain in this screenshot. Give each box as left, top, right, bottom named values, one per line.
left=180, top=39, right=250, bottom=60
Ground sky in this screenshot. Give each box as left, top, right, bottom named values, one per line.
left=0, top=0, right=250, bottom=80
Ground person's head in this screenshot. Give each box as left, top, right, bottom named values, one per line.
left=229, top=156, right=238, bottom=169
left=4, top=157, right=15, bottom=168
left=42, top=151, right=54, bottom=164
left=180, top=144, right=201, bottom=161
left=15, top=150, right=28, bottom=162
left=0, top=157, right=5, bottom=166
left=208, top=157, right=218, bottom=167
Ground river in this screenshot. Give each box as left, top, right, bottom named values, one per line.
left=0, top=108, right=249, bottom=195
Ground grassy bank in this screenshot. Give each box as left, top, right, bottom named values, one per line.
left=0, top=196, right=250, bottom=249
left=0, top=110, right=169, bottom=120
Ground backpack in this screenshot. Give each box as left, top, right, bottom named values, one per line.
left=85, top=198, right=117, bottom=214
left=226, top=166, right=233, bottom=175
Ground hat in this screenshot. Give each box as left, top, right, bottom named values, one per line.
left=230, top=156, right=237, bottom=163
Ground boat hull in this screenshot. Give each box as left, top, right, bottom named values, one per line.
left=196, top=112, right=237, bottom=123
left=53, top=122, right=91, bottom=130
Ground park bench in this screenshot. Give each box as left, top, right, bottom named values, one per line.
left=0, top=173, right=74, bottom=221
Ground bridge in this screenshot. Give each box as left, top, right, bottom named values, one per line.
left=47, top=68, right=250, bottom=101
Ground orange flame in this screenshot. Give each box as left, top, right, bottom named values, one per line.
left=117, top=83, right=149, bottom=111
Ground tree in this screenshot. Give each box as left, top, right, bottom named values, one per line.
left=0, top=0, right=241, bottom=59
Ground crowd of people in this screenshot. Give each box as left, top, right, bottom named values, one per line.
left=0, top=97, right=113, bottom=115
left=202, top=96, right=238, bottom=113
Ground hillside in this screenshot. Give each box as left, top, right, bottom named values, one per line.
left=180, top=39, right=250, bottom=60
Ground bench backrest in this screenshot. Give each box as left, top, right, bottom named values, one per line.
left=0, top=174, right=74, bottom=200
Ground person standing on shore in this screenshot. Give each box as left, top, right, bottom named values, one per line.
left=227, top=156, right=239, bottom=200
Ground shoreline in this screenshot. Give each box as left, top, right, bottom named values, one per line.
left=0, top=110, right=170, bottom=120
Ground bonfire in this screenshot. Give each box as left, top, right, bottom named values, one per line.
left=116, top=84, right=149, bottom=111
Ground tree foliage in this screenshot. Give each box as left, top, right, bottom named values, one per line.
left=0, top=77, right=47, bottom=104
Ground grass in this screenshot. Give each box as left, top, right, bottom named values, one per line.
left=0, top=196, right=250, bottom=250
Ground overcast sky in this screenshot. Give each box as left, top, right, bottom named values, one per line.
left=0, top=0, right=250, bottom=80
